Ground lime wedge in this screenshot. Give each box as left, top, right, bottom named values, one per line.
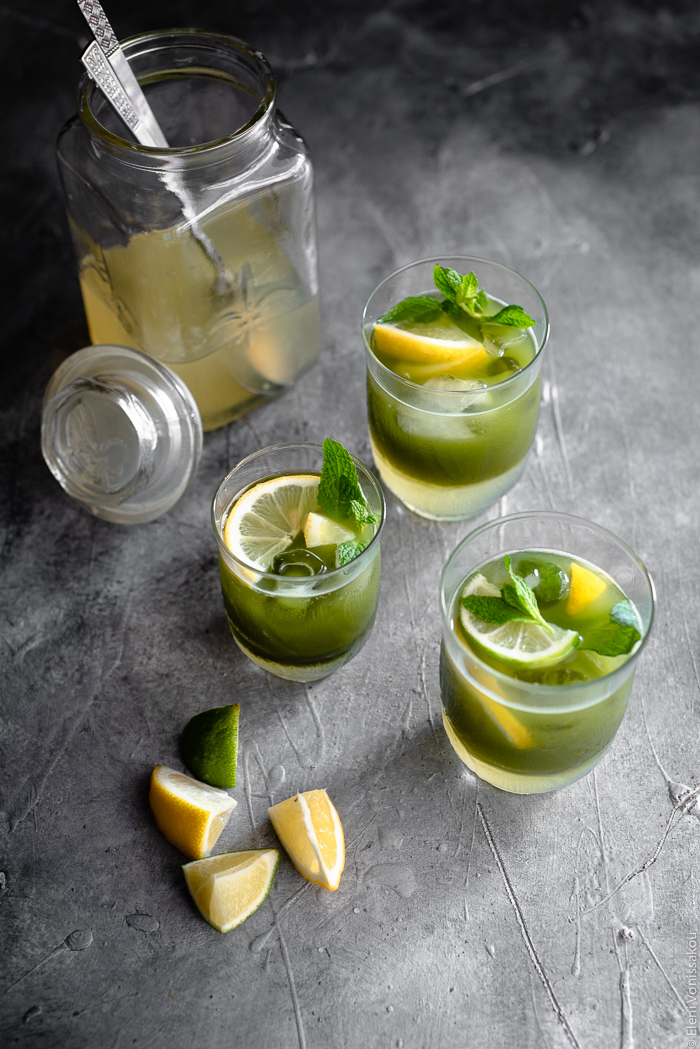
left=459, top=573, right=579, bottom=670
left=183, top=849, right=279, bottom=933
left=223, top=474, right=319, bottom=571
left=180, top=703, right=240, bottom=789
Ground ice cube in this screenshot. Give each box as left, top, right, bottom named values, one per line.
left=422, top=375, right=488, bottom=393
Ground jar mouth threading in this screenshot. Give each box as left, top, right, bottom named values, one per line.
left=78, top=28, right=276, bottom=157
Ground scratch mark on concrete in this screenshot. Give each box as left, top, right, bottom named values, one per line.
left=613, top=928, right=635, bottom=1049
left=592, top=769, right=613, bottom=898
left=242, top=740, right=269, bottom=836
left=419, top=643, right=442, bottom=759
left=272, top=906, right=307, bottom=1049
left=682, top=615, right=700, bottom=716
left=462, top=781, right=480, bottom=921
left=477, top=803, right=581, bottom=1049
left=582, top=785, right=700, bottom=916
left=1, top=929, right=93, bottom=996
left=570, top=870, right=582, bottom=977
left=641, top=694, right=673, bottom=784
left=249, top=883, right=312, bottom=955
left=637, top=926, right=685, bottom=1011
left=303, top=684, right=326, bottom=764
left=460, top=54, right=541, bottom=98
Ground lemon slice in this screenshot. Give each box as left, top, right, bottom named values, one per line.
left=373, top=313, right=488, bottom=364
left=566, top=561, right=608, bottom=617
left=268, top=789, right=345, bottom=890
left=183, top=849, right=279, bottom=933
left=459, top=573, right=579, bottom=670
left=149, top=765, right=237, bottom=860
left=223, top=474, right=320, bottom=571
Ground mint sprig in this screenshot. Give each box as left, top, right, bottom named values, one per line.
left=378, top=264, right=536, bottom=330
left=461, top=556, right=552, bottom=630
left=337, top=538, right=369, bottom=566
left=318, top=438, right=377, bottom=528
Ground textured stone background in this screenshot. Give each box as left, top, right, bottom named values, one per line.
left=1, top=2, right=699, bottom=1047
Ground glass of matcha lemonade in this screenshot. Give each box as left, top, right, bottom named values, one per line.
left=212, top=440, right=384, bottom=681
left=362, top=257, right=548, bottom=520
left=440, top=512, right=655, bottom=793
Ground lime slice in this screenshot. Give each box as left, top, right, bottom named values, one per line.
left=302, top=511, right=355, bottom=548
left=268, top=789, right=345, bottom=890
left=459, top=573, right=579, bottom=670
left=373, top=313, right=488, bottom=365
left=180, top=704, right=240, bottom=789
left=183, top=849, right=279, bottom=933
left=149, top=765, right=236, bottom=860
left=223, top=474, right=319, bottom=571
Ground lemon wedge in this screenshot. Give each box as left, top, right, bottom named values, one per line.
left=149, top=765, right=236, bottom=860
left=183, top=849, right=279, bottom=933
left=223, top=474, right=319, bottom=571
left=373, top=314, right=488, bottom=365
left=302, top=511, right=355, bottom=549
left=268, top=789, right=345, bottom=890
left=566, top=561, right=608, bottom=617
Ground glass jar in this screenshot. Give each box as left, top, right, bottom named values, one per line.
left=57, top=29, right=320, bottom=431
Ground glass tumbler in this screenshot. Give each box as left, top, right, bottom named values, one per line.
left=57, top=29, right=320, bottom=432
left=440, top=512, right=655, bottom=793
left=362, top=257, right=548, bottom=520
left=212, top=443, right=385, bottom=682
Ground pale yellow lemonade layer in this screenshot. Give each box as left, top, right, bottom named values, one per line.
left=75, top=200, right=320, bottom=430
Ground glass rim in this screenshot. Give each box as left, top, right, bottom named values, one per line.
left=211, top=441, right=386, bottom=582
left=361, top=255, right=550, bottom=399
left=440, top=509, right=656, bottom=697
left=78, top=28, right=276, bottom=158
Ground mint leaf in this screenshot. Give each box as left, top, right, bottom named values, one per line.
left=378, top=296, right=443, bottom=325
left=610, top=600, right=641, bottom=631
left=504, top=555, right=550, bottom=629
left=516, top=559, right=568, bottom=604
left=461, top=594, right=538, bottom=625
left=433, top=264, right=463, bottom=303
left=580, top=600, right=641, bottom=657
left=485, top=304, right=536, bottom=328
left=318, top=438, right=377, bottom=527
left=337, top=538, right=368, bottom=566
left=455, top=271, right=479, bottom=307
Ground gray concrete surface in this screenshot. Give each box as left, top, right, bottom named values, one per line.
left=1, top=2, right=699, bottom=1047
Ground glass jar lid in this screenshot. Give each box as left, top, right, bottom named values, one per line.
left=41, top=344, right=203, bottom=524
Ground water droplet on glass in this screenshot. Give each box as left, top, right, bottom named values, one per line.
left=353, top=907, right=360, bottom=914
left=437, top=843, right=449, bottom=853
